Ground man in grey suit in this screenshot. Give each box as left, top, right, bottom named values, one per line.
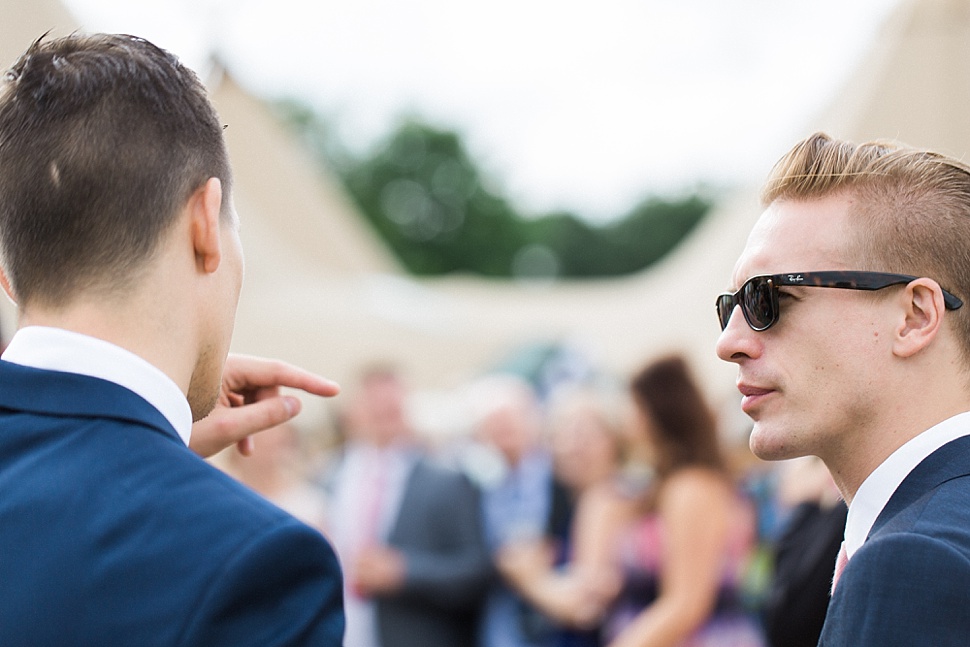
left=328, top=366, right=491, bottom=647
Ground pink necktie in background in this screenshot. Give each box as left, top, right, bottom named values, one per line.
left=831, top=542, right=848, bottom=595
left=349, top=452, right=388, bottom=599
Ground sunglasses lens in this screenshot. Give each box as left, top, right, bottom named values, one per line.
left=717, top=277, right=778, bottom=331
left=741, top=278, right=776, bottom=330
left=716, top=295, right=735, bottom=330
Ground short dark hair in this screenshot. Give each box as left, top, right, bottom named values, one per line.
left=630, top=354, right=725, bottom=478
left=0, top=33, right=232, bottom=306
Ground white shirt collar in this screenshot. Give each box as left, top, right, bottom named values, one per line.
left=1, top=326, right=193, bottom=445
left=844, top=410, right=970, bottom=557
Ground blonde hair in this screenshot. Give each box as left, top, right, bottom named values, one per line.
left=763, top=132, right=970, bottom=362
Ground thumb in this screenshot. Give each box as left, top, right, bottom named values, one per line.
left=190, top=395, right=301, bottom=458
left=231, top=395, right=302, bottom=439
left=233, top=396, right=302, bottom=456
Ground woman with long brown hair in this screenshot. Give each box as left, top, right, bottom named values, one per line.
left=604, top=355, right=763, bottom=647
left=497, top=355, right=764, bottom=647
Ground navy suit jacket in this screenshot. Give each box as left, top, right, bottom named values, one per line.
left=0, top=360, right=344, bottom=646
left=819, top=434, right=970, bottom=646
left=375, top=457, right=491, bottom=647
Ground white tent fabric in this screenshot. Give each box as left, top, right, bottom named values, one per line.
left=223, top=0, right=970, bottom=401
left=3, top=0, right=968, bottom=413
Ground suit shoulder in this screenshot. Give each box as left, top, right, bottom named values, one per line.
left=823, top=533, right=970, bottom=646
left=883, top=473, right=970, bottom=545
left=178, top=515, right=344, bottom=647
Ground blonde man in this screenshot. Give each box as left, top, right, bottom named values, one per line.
left=717, top=132, right=970, bottom=646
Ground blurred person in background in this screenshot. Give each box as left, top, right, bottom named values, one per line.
left=327, top=365, right=491, bottom=647
left=221, top=421, right=330, bottom=534
left=470, top=373, right=567, bottom=647
left=496, top=386, right=640, bottom=647
left=603, top=355, right=764, bottom=647
left=493, top=357, right=764, bottom=647
left=760, top=457, right=846, bottom=647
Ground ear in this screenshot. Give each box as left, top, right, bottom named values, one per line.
left=0, top=266, right=16, bottom=305
left=893, top=278, right=947, bottom=358
left=190, top=178, right=224, bottom=275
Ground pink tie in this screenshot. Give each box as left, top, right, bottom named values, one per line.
left=349, top=452, right=388, bottom=599
left=360, top=453, right=388, bottom=545
left=831, top=542, right=848, bottom=594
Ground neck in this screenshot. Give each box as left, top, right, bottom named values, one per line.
left=18, top=293, right=195, bottom=397
left=824, top=390, right=970, bottom=505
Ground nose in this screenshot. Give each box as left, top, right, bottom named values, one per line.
left=716, top=304, right=760, bottom=363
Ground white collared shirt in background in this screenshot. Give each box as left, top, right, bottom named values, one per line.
left=329, top=442, right=417, bottom=647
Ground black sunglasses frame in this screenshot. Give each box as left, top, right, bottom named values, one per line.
left=716, top=271, right=964, bottom=332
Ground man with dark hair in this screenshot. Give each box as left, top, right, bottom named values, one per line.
left=0, top=33, right=344, bottom=645
left=717, top=132, right=970, bottom=645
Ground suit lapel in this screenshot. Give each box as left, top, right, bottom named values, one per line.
left=0, top=360, right=181, bottom=444
left=869, top=434, right=970, bottom=538
left=386, top=457, right=426, bottom=544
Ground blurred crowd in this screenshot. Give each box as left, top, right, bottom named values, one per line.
left=217, top=352, right=843, bottom=647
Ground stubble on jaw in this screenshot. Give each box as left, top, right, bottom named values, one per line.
left=186, top=343, right=222, bottom=422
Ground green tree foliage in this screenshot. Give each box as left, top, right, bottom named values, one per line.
left=344, top=121, right=523, bottom=276
left=276, top=101, right=714, bottom=278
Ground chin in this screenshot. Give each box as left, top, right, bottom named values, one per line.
left=748, top=423, right=807, bottom=462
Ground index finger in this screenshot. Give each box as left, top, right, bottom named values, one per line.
left=222, top=353, right=341, bottom=397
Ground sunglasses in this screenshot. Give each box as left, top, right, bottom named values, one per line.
left=716, top=271, right=964, bottom=331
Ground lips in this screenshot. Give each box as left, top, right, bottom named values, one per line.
left=738, top=384, right=772, bottom=397
left=737, top=383, right=774, bottom=414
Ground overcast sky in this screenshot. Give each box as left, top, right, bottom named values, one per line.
left=62, top=0, right=901, bottom=221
